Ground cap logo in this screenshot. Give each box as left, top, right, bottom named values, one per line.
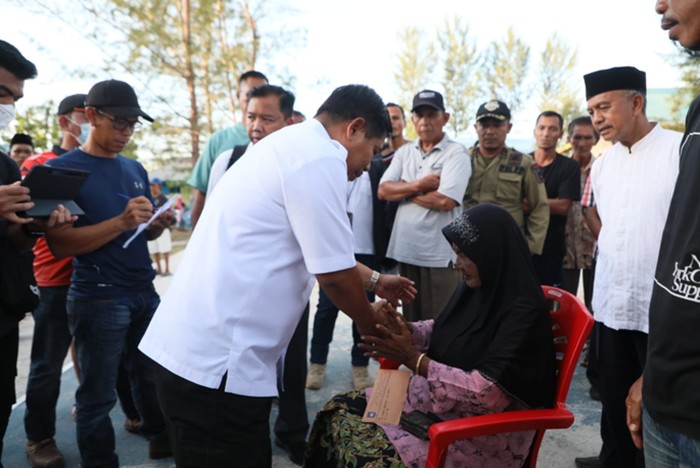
left=419, top=91, right=436, bottom=99
left=484, top=100, right=500, bottom=112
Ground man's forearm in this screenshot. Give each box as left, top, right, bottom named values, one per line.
left=47, top=218, right=125, bottom=258
left=378, top=180, right=420, bottom=201
left=317, top=266, right=377, bottom=336
left=411, top=192, right=457, bottom=211
left=190, top=189, right=205, bottom=230
left=548, top=198, right=573, bottom=216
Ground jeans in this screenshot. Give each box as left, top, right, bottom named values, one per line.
left=309, top=254, right=376, bottom=367
left=67, top=286, right=165, bottom=468
left=24, top=286, right=73, bottom=442
left=644, top=409, right=700, bottom=468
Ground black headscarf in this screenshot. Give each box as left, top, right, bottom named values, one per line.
left=428, top=204, right=556, bottom=409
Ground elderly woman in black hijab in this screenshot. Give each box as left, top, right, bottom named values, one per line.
left=305, top=204, right=556, bottom=467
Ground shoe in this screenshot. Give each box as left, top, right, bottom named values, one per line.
left=274, top=437, right=306, bottom=466
left=575, top=456, right=602, bottom=468
left=306, top=363, right=326, bottom=390
left=26, top=438, right=65, bottom=468
left=124, top=417, right=142, bottom=434
left=589, top=386, right=601, bottom=401
left=148, top=435, right=173, bottom=460
left=352, top=366, right=373, bottom=390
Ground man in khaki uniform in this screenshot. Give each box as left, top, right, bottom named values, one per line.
left=463, top=100, right=549, bottom=254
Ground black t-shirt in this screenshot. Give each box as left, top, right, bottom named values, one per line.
left=533, top=154, right=580, bottom=256
left=644, top=95, right=700, bottom=441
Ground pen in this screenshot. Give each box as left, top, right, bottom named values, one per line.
left=117, top=193, right=131, bottom=201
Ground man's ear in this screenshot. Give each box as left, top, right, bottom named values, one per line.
left=85, top=107, right=98, bottom=125
left=58, top=115, right=70, bottom=131
left=346, top=117, right=367, bottom=139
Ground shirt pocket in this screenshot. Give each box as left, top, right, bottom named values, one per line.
left=496, top=172, right=522, bottom=201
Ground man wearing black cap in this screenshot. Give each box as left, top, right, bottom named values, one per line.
left=8, top=133, right=33, bottom=166
left=463, top=99, right=549, bottom=255
left=18, top=93, right=92, bottom=468
left=45, top=80, right=173, bottom=467
left=378, top=89, right=470, bottom=321
left=624, top=2, right=700, bottom=466
left=575, top=67, right=682, bottom=468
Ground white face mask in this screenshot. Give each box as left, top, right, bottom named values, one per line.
left=0, top=104, right=15, bottom=130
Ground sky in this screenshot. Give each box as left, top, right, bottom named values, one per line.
left=0, top=0, right=686, bottom=144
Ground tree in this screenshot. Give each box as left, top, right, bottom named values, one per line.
left=537, top=33, right=583, bottom=130
left=669, top=53, right=700, bottom=131
left=393, top=26, right=436, bottom=139
left=19, top=0, right=303, bottom=165
left=3, top=101, right=59, bottom=152
left=436, top=18, right=480, bottom=136
left=483, top=27, right=531, bottom=114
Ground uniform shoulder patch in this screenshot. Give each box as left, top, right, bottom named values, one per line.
left=531, top=164, right=545, bottom=183
left=506, top=150, right=523, bottom=166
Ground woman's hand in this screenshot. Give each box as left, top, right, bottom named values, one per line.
left=359, top=311, right=420, bottom=367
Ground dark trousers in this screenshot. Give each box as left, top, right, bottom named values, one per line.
left=275, top=304, right=309, bottom=444
left=532, top=253, right=564, bottom=287
left=155, top=364, right=273, bottom=468
left=398, top=262, right=461, bottom=321
left=0, top=324, right=18, bottom=468
left=310, top=254, right=376, bottom=367
left=24, top=286, right=73, bottom=441
left=597, top=323, right=647, bottom=468
left=561, top=266, right=598, bottom=389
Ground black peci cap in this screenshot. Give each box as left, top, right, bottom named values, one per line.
left=584, top=66, right=646, bottom=100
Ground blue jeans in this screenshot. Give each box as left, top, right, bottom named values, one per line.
left=67, top=287, right=165, bottom=468
left=644, top=408, right=700, bottom=467
left=309, top=254, right=376, bottom=367
left=24, top=286, right=73, bottom=442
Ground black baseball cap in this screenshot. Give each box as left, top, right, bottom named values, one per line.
left=475, top=100, right=511, bottom=122
left=411, top=90, right=445, bottom=112
left=85, top=80, right=154, bottom=122
left=584, top=66, right=646, bottom=100
left=57, top=94, right=87, bottom=116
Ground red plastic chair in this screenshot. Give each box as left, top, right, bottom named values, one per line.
left=380, top=285, right=594, bottom=468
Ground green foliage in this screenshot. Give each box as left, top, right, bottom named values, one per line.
left=669, top=53, right=700, bottom=130
left=537, top=33, right=584, bottom=131
left=437, top=18, right=480, bottom=136
left=7, top=101, right=60, bottom=151
left=483, top=27, right=531, bottom=114
left=393, top=27, right=436, bottom=114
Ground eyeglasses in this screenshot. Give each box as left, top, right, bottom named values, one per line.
left=96, top=109, right=142, bottom=132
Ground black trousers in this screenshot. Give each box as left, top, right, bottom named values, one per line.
left=561, top=265, right=598, bottom=389
left=597, top=323, right=646, bottom=468
left=155, top=363, right=273, bottom=468
left=275, top=304, right=309, bottom=444
left=0, top=324, right=18, bottom=468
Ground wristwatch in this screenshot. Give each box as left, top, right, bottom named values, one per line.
left=22, top=224, right=45, bottom=238
left=366, top=270, right=380, bottom=292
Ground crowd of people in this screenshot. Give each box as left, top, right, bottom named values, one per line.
left=0, top=1, right=699, bottom=467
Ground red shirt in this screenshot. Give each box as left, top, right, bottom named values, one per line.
left=20, top=147, right=74, bottom=287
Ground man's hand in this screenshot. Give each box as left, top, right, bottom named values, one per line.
left=375, top=274, right=416, bottom=307
left=0, top=182, right=34, bottom=224
left=148, top=209, right=174, bottom=232
left=29, top=204, right=78, bottom=233
left=626, top=375, right=644, bottom=449
left=415, top=174, right=440, bottom=193
left=119, top=196, right=153, bottom=230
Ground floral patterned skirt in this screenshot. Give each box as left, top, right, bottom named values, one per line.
left=304, top=390, right=406, bottom=468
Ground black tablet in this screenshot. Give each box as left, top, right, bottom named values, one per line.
left=21, top=165, right=90, bottom=217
